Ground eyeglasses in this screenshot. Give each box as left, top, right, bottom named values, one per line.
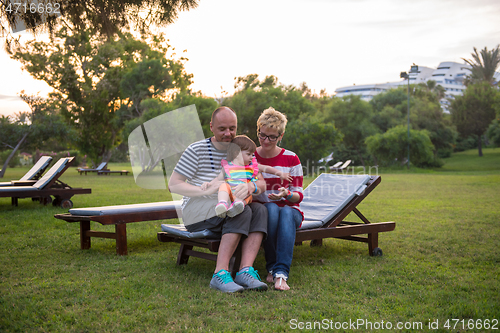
left=258, top=132, right=280, bottom=142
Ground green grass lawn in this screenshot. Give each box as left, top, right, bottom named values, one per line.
left=1, top=150, right=499, bottom=332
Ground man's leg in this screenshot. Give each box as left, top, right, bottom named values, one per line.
left=231, top=202, right=268, bottom=291
left=239, top=231, right=264, bottom=269
left=214, top=232, right=241, bottom=272
left=240, top=202, right=268, bottom=269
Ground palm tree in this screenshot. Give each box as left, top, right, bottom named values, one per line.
left=462, top=46, right=500, bottom=85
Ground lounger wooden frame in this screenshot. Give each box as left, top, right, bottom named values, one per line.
left=158, top=175, right=395, bottom=273
left=97, top=170, right=129, bottom=176
left=55, top=208, right=179, bottom=255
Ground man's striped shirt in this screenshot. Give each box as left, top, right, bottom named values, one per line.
left=173, top=138, right=227, bottom=208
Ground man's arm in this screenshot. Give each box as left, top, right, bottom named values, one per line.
left=169, top=171, right=221, bottom=197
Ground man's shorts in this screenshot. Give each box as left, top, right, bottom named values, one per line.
left=186, top=202, right=267, bottom=237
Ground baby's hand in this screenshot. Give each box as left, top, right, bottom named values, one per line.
left=200, top=182, right=210, bottom=191
left=278, top=172, right=293, bottom=182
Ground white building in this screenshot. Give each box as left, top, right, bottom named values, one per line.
left=334, top=61, right=500, bottom=112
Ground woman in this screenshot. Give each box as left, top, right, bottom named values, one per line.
left=254, top=107, right=304, bottom=291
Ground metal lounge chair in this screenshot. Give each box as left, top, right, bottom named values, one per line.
left=77, top=162, right=108, bottom=175
left=0, top=156, right=53, bottom=187
left=0, top=157, right=91, bottom=208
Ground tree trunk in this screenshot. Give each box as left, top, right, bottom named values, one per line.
left=478, top=134, right=483, bottom=157
left=0, top=132, right=29, bottom=178
left=355, top=147, right=366, bottom=168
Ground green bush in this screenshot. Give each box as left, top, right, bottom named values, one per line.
left=365, top=125, right=437, bottom=168
left=487, top=119, right=500, bottom=147
left=454, top=135, right=478, bottom=152
left=109, top=144, right=129, bottom=163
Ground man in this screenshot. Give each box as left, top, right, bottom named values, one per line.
left=169, top=106, right=268, bottom=293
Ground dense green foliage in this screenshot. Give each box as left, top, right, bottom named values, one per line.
left=487, top=119, right=500, bottom=146
left=11, top=28, right=192, bottom=165
left=365, top=125, right=437, bottom=167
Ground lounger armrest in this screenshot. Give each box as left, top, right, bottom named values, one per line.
left=11, top=180, right=37, bottom=186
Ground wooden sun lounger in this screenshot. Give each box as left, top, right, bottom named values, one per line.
left=54, top=201, right=181, bottom=255
left=77, top=162, right=108, bottom=175
left=158, top=175, right=395, bottom=274
left=293, top=175, right=394, bottom=256
left=0, top=157, right=91, bottom=208
left=0, top=156, right=52, bottom=187
left=330, top=160, right=351, bottom=172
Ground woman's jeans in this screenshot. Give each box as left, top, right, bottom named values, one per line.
left=263, top=202, right=302, bottom=279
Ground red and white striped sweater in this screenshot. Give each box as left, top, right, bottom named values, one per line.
left=254, top=148, right=304, bottom=221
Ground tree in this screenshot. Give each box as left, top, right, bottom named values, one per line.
left=1, top=0, right=199, bottom=43
left=462, top=46, right=500, bottom=86
left=0, top=92, right=70, bottom=178
left=450, top=82, right=499, bottom=156
left=225, top=74, right=317, bottom=143
left=370, top=88, right=408, bottom=133
left=365, top=125, right=435, bottom=168
left=12, top=27, right=192, bottom=165
left=370, top=85, right=456, bottom=160
left=283, top=116, right=342, bottom=174
left=322, top=95, right=379, bottom=167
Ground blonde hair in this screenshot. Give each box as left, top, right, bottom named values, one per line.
left=256, top=107, right=288, bottom=135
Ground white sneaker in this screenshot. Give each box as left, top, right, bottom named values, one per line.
left=227, top=201, right=245, bottom=217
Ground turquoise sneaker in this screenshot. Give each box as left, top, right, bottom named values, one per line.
left=209, top=269, right=244, bottom=293
left=234, top=267, right=268, bottom=291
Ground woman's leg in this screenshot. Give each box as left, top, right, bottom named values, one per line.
left=272, top=206, right=302, bottom=290
left=262, top=202, right=280, bottom=278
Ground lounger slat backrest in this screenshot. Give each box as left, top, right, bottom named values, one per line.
left=96, top=162, right=107, bottom=171
left=19, top=156, right=53, bottom=181
left=299, top=174, right=371, bottom=230
left=33, top=158, right=72, bottom=189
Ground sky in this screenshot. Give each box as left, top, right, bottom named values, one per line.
left=1, top=0, right=499, bottom=117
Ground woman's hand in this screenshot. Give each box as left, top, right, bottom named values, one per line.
left=268, top=187, right=288, bottom=201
